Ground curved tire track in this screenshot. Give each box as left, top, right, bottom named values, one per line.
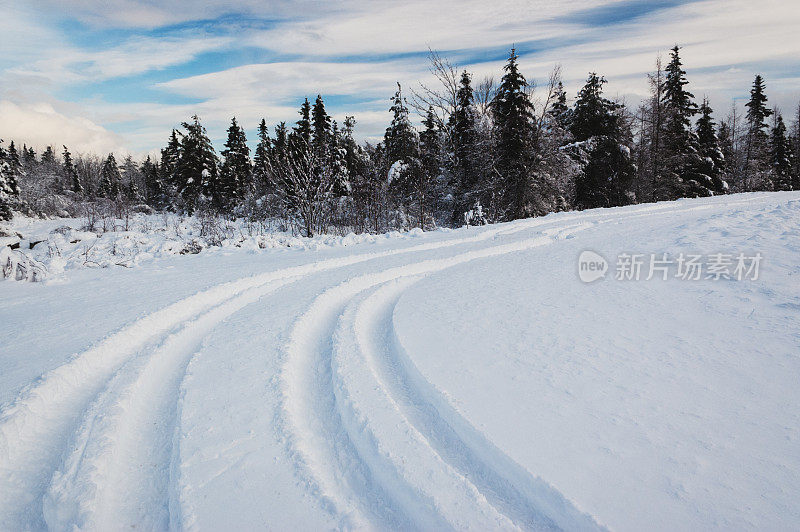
left=0, top=195, right=769, bottom=529
left=280, top=230, right=598, bottom=529
left=0, top=216, right=545, bottom=529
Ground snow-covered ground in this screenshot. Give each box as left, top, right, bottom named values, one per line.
left=1, top=192, right=798, bottom=531
left=0, top=213, right=428, bottom=280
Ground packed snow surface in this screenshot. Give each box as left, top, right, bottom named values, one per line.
left=1, top=192, right=798, bottom=531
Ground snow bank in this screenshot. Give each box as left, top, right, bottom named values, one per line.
left=0, top=213, right=429, bottom=282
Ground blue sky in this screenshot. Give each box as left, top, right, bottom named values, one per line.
left=1, top=0, right=799, bottom=157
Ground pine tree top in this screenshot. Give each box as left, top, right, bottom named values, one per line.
left=663, top=45, right=696, bottom=118
left=746, top=74, right=773, bottom=131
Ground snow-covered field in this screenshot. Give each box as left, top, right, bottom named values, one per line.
left=1, top=192, right=798, bottom=531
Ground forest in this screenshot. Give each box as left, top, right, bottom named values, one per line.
left=1, top=46, right=798, bottom=237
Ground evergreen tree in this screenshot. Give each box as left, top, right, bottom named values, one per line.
left=121, top=155, right=141, bottom=200
left=328, top=121, right=350, bottom=196
left=62, top=145, right=82, bottom=194
left=770, top=113, right=792, bottom=190
left=128, top=176, right=140, bottom=200
left=341, top=116, right=366, bottom=180
left=40, top=146, right=57, bottom=170
left=290, top=98, right=312, bottom=155
left=420, top=107, right=442, bottom=189
left=384, top=83, right=421, bottom=202
left=662, top=46, right=697, bottom=123
left=571, top=73, right=636, bottom=209
left=219, top=117, right=252, bottom=206
left=576, top=136, right=636, bottom=209
left=492, top=48, right=537, bottom=220
left=744, top=75, right=773, bottom=189
left=6, top=141, right=21, bottom=174
left=176, top=115, right=218, bottom=212
left=548, top=81, right=571, bottom=129
left=141, top=155, right=163, bottom=205
left=660, top=45, right=712, bottom=199
left=22, top=145, right=36, bottom=168
left=311, top=95, right=332, bottom=156
left=0, top=141, right=21, bottom=220
left=98, top=153, right=121, bottom=198
left=418, top=107, right=442, bottom=226
left=160, top=129, right=181, bottom=194
left=570, top=73, right=621, bottom=142
left=253, top=118, right=272, bottom=189
left=273, top=122, right=289, bottom=164
left=451, top=70, right=481, bottom=221
left=695, top=99, right=727, bottom=194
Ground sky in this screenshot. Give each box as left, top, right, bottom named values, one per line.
left=1, top=0, right=799, bottom=158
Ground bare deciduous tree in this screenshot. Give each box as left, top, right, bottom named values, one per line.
left=410, top=49, right=460, bottom=130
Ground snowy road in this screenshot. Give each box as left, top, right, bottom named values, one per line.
left=1, top=192, right=799, bottom=531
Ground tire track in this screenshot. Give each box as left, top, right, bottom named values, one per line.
left=42, top=275, right=299, bottom=531
left=280, top=232, right=581, bottom=528
left=0, top=216, right=545, bottom=529
left=342, top=278, right=601, bottom=530
left=278, top=197, right=768, bottom=528
left=0, top=195, right=769, bottom=529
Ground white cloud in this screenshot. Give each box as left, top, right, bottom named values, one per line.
left=25, top=0, right=344, bottom=29
left=7, top=35, right=232, bottom=86
left=157, top=60, right=428, bottom=101
left=0, top=101, right=128, bottom=155
left=243, top=0, right=595, bottom=57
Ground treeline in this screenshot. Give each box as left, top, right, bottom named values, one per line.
left=1, top=46, right=798, bottom=234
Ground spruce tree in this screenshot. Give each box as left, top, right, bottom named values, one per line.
left=576, top=136, right=636, bottom=209
left=744, top=75, right=773, bottom=189
left=418, top=107, right=441, bottom=226
left=0, top=141, right=20, bottom=220
left=40, top=146, right=57, bottom=170
left=328, top=121, right=350, bottom=196
left=98, top=153, right=121, bottom=198
left=6, top=141, right=21, bottom=174
left=660, top=45, right=711, bottom=199
left=176, top=115, right=218, bottom=212
left=663, top=46, right=697, bottom=123
left=695, top=99, right=727, bottom=194
left=219, top=117, right=252, bottom=206
left=311, top=95, right=332, bottom=156
left=384, top=83, right=421, bottom=201
left=451, top=70, right=481, bottom=221
left=22, top=145, right=36, bottom=168
left=160, top=129, right=181, bottom=195
left=121, top=155, right=141, bottom=201
left=291, top=98, right=312, bottom=154
left=141, top=155, right=162, bottom=205
left=571, top=73, right=636, bottom=209
left=549, top=81, right=571, bottom=129
left=62, top=145, right=82, bottom=194
left=770, top=113, right=792, bottom=190
left=420, top=107, right=441, bottom=189
left=493, top=48, right=536, bottom=220
left=253, top=118, right=272, bottom=189
left=341, top=116, right=366, bottom=180
left=570, top=73, right=620, bottom=142
left=273, top=122, right=289, bottom=165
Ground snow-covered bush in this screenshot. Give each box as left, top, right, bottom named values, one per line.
left=1, top=246, right=47, bottom=281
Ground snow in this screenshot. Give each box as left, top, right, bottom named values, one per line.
left=387, top=160, right=407, bottom=184
left=1, top=191, right=798, bottom=530
left=0, top=213, right=431, bottom=282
